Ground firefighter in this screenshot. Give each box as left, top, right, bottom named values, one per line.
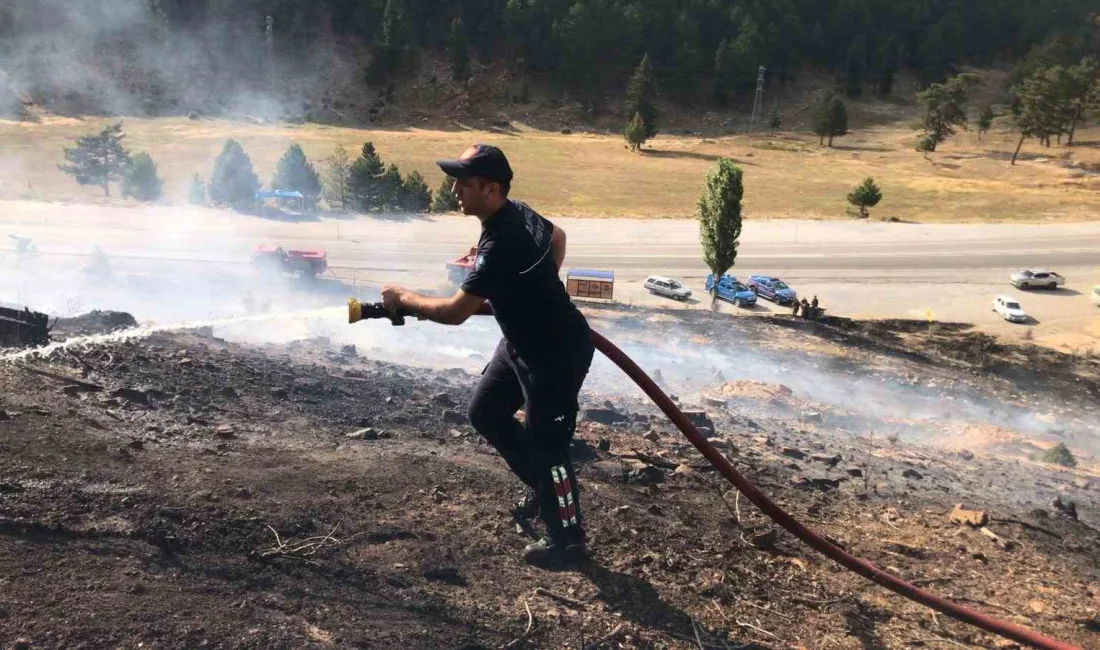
left=381, top=145, right=593, bottom=565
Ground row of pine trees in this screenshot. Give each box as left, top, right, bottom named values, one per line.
left=59, top=124, right=459, bottom=214
left=617, top=46, right=1098, bottom=167
left=76, top=0, right=1093, bottom=100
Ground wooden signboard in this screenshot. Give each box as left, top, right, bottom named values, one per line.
left=566, top=269, right=614, bottom=301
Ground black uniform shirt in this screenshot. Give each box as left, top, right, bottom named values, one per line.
left=461, top=199, right=591, bottom=370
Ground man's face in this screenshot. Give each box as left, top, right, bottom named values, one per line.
left=452, top=176, right=499, bottom=216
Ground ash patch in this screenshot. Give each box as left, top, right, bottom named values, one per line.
left=53, top=310, right=138, bottom=337
left=0, top=319, right=1097, bottom=648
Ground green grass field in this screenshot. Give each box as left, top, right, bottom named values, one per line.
left=2, top=114, right=1098, bottom=221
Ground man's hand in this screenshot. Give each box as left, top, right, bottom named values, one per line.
left=381, top=284, right=406, bottom=313
left=550, top=225, right=567, bottom=272
left=378, top=286, right=485, bottom=326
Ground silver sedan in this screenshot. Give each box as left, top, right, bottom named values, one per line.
left=1010, top=269, right=1064, bottom=290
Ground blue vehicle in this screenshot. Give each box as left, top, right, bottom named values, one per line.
left=704, top=274, right=757, bottom=307
left=747, top=275, right=798, bottom=304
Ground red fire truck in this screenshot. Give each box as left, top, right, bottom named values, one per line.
left=252, top=244, right=328, bottom=278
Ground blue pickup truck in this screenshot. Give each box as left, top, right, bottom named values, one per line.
left=704, top=274, right=757, bottom=307
left=747, top=275, right=798, bottom=305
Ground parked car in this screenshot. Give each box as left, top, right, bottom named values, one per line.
left=704, top=274, right=757, bottom=307
left=1010, top=269, right=1064, bottom=290
left=644, top=275, right=692, bottom=301
left=746, top=275, right=797, bottom=304
left=1092, top=285, right=1100, bottom=307
left=992, top=295, right=1028, bottom=323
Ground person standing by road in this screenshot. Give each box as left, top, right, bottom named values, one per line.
left=380, top=144, right=593, bottom=565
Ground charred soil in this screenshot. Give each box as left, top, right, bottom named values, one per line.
left=0, top=311, right=1098, bottom=649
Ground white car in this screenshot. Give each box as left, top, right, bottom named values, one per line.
left=1093, top=285, right=1100, bottom=307
left=992, top=295, right=1028, bottom=323
left=644, top=275, right=692, bottom=301
left=1010, top=269, right=1064, bottom=290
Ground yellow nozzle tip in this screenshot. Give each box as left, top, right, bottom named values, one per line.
left=348, top=298, right=362, bottom=324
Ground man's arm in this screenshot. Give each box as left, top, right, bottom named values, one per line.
left=382, top=286, right=485, bottom=326
left=550, top=225, right=567, bottom=272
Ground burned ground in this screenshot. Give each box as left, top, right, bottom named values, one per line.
left=0, top=311, right=1098, bottom=649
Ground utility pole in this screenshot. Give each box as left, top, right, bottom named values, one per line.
left=749, top=65, right=766, bottom=133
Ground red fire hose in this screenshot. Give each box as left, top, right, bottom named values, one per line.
left=349, top=300, right=1077, bottom=648
left=589, top=328, right=1078, bottom=650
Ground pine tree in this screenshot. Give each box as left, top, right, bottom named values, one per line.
left=813, top=92, right=834, bottom=145
left=915, top=135, right=936, bottom=161
left=767, top=107, right=782, bottom=131
left=828, top=96, right=849, bottom=146
left=844, top=35, right=867, bottom=97
left=729, top=17, right=763, bottom=94
left=713, top=39, right=730, bottom=106
left=698, top=158, right=743, bottom=307
left=977, top=105, right=994, bottom=140
left=323, top=145, right=352, bottom=210
left=808, top=21, right=826, bottom=65
left=381, top=0, right=406, bottom=54
left=875, top=34, right=901, bottom=95
left=188, top=173, right=206, bottom=206
left=814, top=93, right=849, bottom=146
left=447, top=18, right=469, bottom=82
left=367, top=0, right=407, bottom=85
left=58, top=122, right=131, bottom=197
left=625, top=53, right=658, bottom=140
left=122, top=152, right=164, bottom=202
left=812, top=91, right=848, bottom=146
left=623, top=112, right=649, bottom=151
left=272, top=143, right=322, bottom=207
left=1010, top=66, right=1066, bottom=164
left=915, top=73, right=981, bottom=151
left=400, top=170, right=431, bottom=212
left=208, top=139, right=260, bottom=211
left=1065, top=56, right=1099, bottom=145
left=380, top=163, right=404, bottom=210
left=432, top=176, right=459, bottom=212
left=846, top=176, right=882, bottom=218
left=347, top=142, right=386, bottom=210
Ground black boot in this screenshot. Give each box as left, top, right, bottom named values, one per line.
left=510, top=487, right=540, bottom=520
left=523, top=530, right=586, bottom=566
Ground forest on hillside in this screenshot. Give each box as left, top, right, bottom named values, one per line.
left=0, top=0, right=1097, bottom=117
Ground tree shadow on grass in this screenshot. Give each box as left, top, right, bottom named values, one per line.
left=641, top=149, right=724, bottom=162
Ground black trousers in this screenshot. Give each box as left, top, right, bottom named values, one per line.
left=468, top=338, right=593, bottom=539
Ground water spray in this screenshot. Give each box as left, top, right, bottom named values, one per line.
left=0, top=306, right=347, bottom=362
left=347, top=298, right=1078, bottom=650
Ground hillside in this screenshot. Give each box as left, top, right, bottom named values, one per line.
left=1, top=0, right=1097, bottom=126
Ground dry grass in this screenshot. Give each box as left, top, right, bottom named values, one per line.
left=1, top=114, right=1098, bottom=221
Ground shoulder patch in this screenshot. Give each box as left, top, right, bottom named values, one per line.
left=475, top=254, right=487, bottom=271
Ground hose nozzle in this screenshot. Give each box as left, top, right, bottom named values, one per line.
left=347, top=298, right=406, bottom=326
left=348, top=298, right=363, bottom=324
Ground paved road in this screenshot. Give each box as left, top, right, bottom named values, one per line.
left=4, top=200, right=1100, bottom=280
left=2, top=200, right=1099, bottom=348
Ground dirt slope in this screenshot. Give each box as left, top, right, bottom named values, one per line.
left=0, top=313, right=1098, bottom=649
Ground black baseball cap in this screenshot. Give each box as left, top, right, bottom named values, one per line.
left=436, top=144, right=513, bottom=183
